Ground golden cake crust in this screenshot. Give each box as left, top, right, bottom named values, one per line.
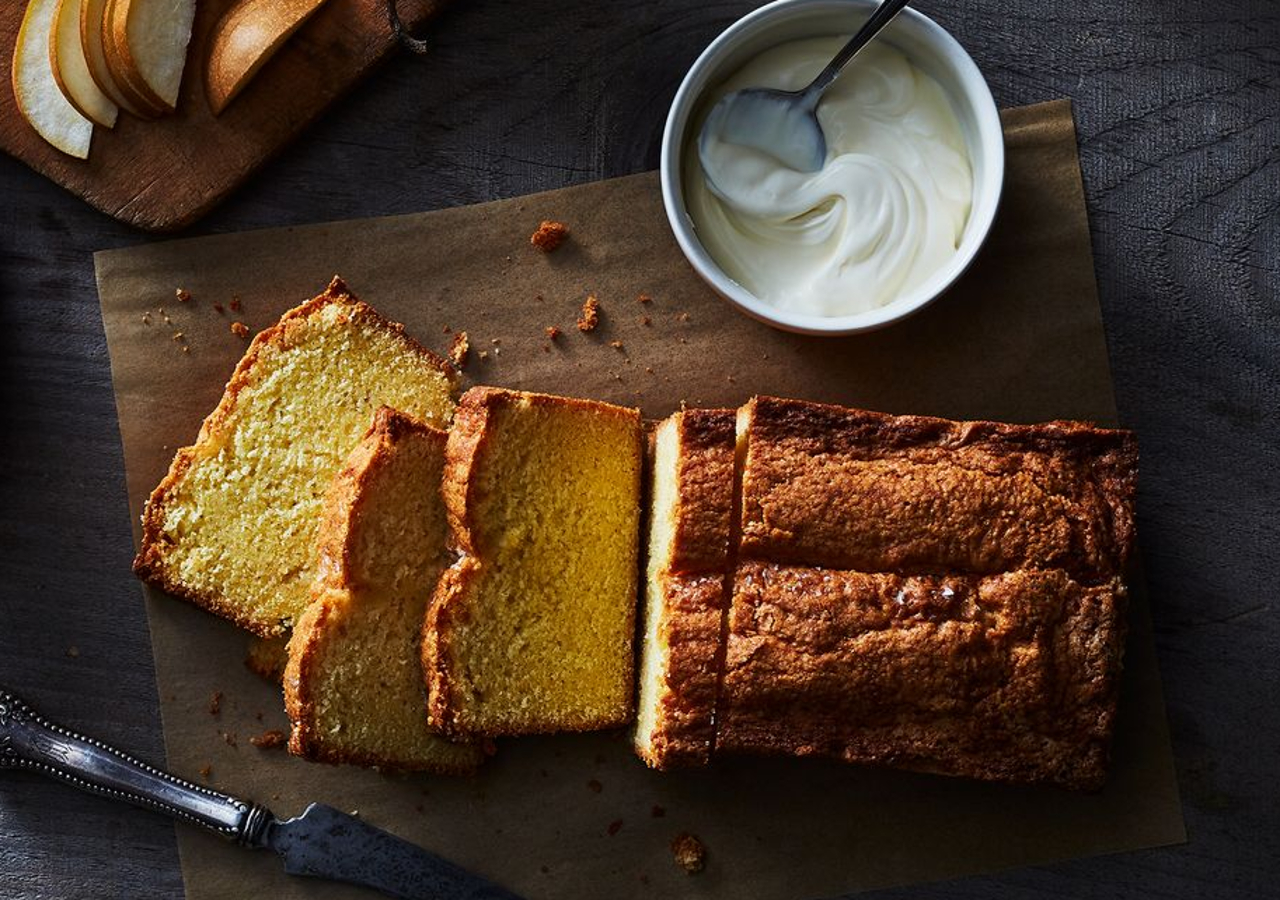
left=424, top=386, right=642, bottom=739
left=636, top=409, right=737, bottom=769
left=739, top=396, right=1137, bottom=582
left=718, top=396, right=1138, bottom=789
left=284, top=407, right=482, bottom=773
left=133, top=277, right=455, bottom=637
left=718, top=563, right=1127, bottom=790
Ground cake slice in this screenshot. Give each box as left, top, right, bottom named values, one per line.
left=423, top=387, right=643, bottom=738
left=134, top=277, right=456, bottom=637
left=633, top=409, right=736, bottom=769
left=284, top=408, right=483, bottom=772
left=716, top=396, right=1138, bottom=789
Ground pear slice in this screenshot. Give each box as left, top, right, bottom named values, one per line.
left=49, top=0, right=117, bottom=127
left=108, top=0, right=197, bottom=114
left=78, top=0, right=149, bottom=118
left=12, top=0, right=93, bottom=158
left=206, top=0, right=328, bottom=115
left=102, top=0, right=168, bottom=114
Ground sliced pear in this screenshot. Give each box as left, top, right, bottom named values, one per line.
left=109, top=0, right=196, bottom=113
left=49, top=0, right=117, bottom=127
left=12, top=0, right=93, bottom=158
left=102, top=0, right=167, bottom=114
left=206, top=0, right=328, bottom=115
left=79, top=0, right=148, bottom=117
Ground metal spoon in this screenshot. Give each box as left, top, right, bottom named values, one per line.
left=699, top=0, right=911, bottom=179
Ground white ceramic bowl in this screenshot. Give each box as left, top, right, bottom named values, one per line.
left=661, top=0, right=1004, bottom=336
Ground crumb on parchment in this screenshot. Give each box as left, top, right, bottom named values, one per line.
left=208, top=691, right=222, bottom=716
left=249, top=730, right=287, bottom=749
left=230, top=321, right=250, bottom=339
left=530, top=220, right=569, bottom=252
left=175, top=288, right=191, bottom=303
left=448, top=331, right=469, bottom=368
left=577, top=295, right=600, bottom=332
left=545, top=325, right=560, bottom=340
left=671, top=833, right=706, bottom=874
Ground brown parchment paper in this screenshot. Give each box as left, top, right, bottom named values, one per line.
left=95, top=100, right=1184, bottom=900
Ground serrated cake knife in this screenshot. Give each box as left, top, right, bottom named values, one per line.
left=0, top=687, right=521, bottom=900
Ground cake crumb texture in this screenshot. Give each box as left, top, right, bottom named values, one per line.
left=424, top=387, right=642, bottom=738
left=133, top=277, right=457, bottom=636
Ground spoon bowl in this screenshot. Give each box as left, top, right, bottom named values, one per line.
left=698, top=0, right=909, bottom=183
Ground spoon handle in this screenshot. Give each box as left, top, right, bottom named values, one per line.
left=805, top=0, right=911, bottom=100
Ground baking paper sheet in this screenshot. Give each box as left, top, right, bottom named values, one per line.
left=96, top=100, right=1184, bottom=900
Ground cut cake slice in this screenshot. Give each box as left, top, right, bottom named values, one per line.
left=284, top=407, right=483, bottom=772
left=134, top=277, right=456, bottom=637
left=633, top=409, right=736, bottom=769
left=423, top=387, right=643, bottom=738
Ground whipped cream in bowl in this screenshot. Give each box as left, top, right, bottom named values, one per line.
left=662, top=0, right=1003, bottom=335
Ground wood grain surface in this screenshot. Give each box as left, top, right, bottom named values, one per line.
left=1, top=1, right=1276, bottom=899
left=0, top=0, right=447, bottom=231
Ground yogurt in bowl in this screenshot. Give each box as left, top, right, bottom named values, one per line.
left=662, top=0, right=1003, bottom=335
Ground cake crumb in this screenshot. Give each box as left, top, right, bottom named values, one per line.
left=587, top=779, right=603, bottom=794
left=448, top=331, right=469, bottom=368
left=478, top=349, right=489, bottom=360
left=530, top=220, right=569, bottom=252
left=141, top=313, right=151, bottom=325
left=545, top=325, right=561, bottom=341
left=677, top=312, right=691, bottom=322
left=208, top=691, right=222, bottom=716
left=182, top=346, right=190, bottom=354
left=637, top=293, right=652, bottom=304
left=607, top=819, right=624, bottom=837
left=641, top=316, right=651, bottom=326
left=230, top=321, right=250, bottom=339
left=220, top=731, right=238, bottom=748
left=65, top=646, right=79, bottom=658
left=577, top=295, right=600, bottom=332
left=249, top=730, right=287, bottom=749
left=229, top=297, right=242, bottom=312
left=609, top=340, right=624, bottom=350
left=198, top=764, right=212, bottom=780
left=175, top=288, right=191, bottom=303
left=671, top=833, right=706, bottom=874
left=651, top=805, right=665, bottom=818
left=172, top=331, right=185, bottom=342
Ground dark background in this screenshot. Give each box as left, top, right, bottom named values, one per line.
left=1, top=1, right=1276, bottom=897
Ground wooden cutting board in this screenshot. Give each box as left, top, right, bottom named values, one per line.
left=0, top=0, right=447, bottom=231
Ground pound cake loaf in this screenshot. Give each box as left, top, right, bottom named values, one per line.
left=284, top=408, right=483, bottom=772
left=424, top=387, right=643, bottom=738
left=715, top=396, right=1138, bottom=789
left=133, top=277, right=456, bottom=637
left=634, top=409, right=737, bottom=769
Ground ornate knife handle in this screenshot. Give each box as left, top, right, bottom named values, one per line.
left=0, top=687, right=272, bottom=846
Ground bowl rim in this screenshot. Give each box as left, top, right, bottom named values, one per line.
left=660, top=0, right=1005, bottom=336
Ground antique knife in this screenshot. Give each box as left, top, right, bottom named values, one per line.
left=0, top=688, right=521, bottom=900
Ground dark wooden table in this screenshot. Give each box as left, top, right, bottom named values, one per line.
left=2, top=1, right=1276, bottom=897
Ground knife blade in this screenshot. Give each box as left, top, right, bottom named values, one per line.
left=0, top=687, right=522, bottom=900
left=262, top=802, right=521, bottom=899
